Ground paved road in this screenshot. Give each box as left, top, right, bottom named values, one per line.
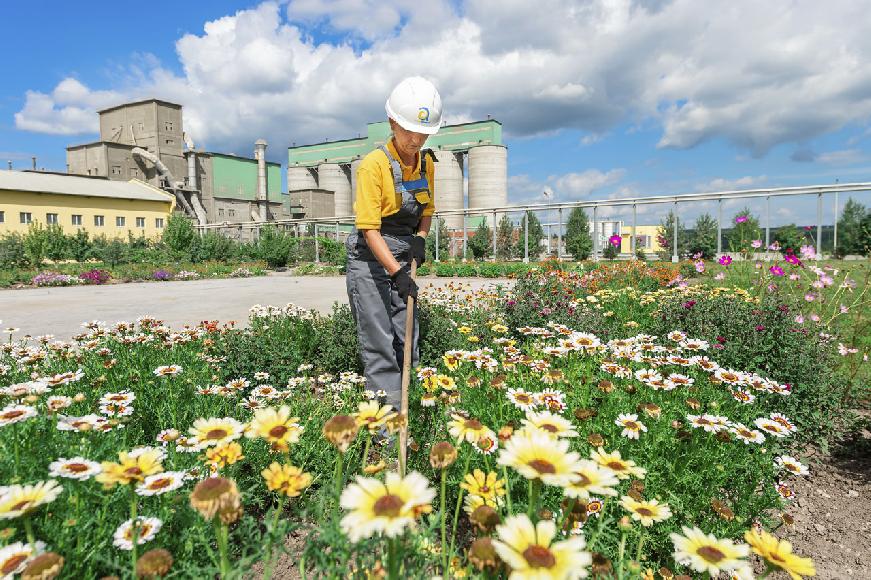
left=0, top=274, right=511, bottom=340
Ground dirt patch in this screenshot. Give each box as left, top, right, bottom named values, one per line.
left=781, top=420, right=871, bottom=579
left=247, top=527, right=309, bottom=580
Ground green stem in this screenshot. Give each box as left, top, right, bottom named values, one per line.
left=23, top=516, right=35, bottom=546
left=360, top=435, right=372, bottom=472
left=617, top=531, right=626, bottom=579
left=387, top=536, right=399, bottom=580
left=262, top=494, right=287, bottom=580
left=635, top=529, right=645, bottom=563
left=528, top=479, right=541, bottom=521
left=130, top=493, right=138, bottom=576
left=559, top=497, right=577, bottom=533
left=448, top=452, right=472, bottom=568
left=333, top=451, right=344, bottom=520
left=12, top=422, right=19, bottom=478
left=214, top=518, right=230, bottom=578
left=501, top=465, right=513, bottom=514
left=440, top=469, right=447, bottom=575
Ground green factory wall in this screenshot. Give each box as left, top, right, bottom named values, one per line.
left=211, top=155, right=282, bottom=200
left=288, top=120, right=502, bottom=167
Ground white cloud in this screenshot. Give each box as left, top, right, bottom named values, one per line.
left=13, top=0, right=871, bottom=159
left=816, top=149, right=867, bottom=165
left=553, top=169, right=626, bottom=199
left=695, top=175, right=767, bottom=193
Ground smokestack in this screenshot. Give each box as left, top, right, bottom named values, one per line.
left=187, top=151, right=198, bottom=190
left=6, top=161, right=11, bottom=171
left=254, top=139, right=268, bottom=222
left=32, top=156, right=37, bottom=171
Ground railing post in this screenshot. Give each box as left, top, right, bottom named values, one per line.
left=547, top=224, right=552, bottom=255
left=592, top=205, right=599, bottom=262
left=523, top=211, right=529, bottom=263
left=492, top=210, right=497, bottom=260
left=314, top=223, right=320, bottom=263
left=462, top=215, right=468, bottom=260
left=631, top=203, right=637, bottom=258
left=335, top=220, right=340, bottom=241
left=765, top=195, right=771, bottom=252
left=557, top=207, right=563, bottom=261
left=717, top=199, right=723, bottom=256
left=816, top=193, right=823, bottom=258
left=833, top=187, right=839, bottom=251
left=672, top=201, right=679, bottom=263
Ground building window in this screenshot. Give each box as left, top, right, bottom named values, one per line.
left=228, top=209, right=236, bottom=218
left=136, top=217, right=145, bottom=228
left=218, top=208, right=225, bottom=218
left=20, top=212, right=32, bottom=224
left=165, top=139, right=174, bottom=146
left=72, top=215, right=82, bottom=226
left=155, top=218, right=165, bottom=229
left=0, top=211, right=4, bottom=223
left=165, top=121, right=173, bottom=132
left=130, top=167, right=140, bottom=178
left=46, top=213, right=59, bottom=225
left=94, top=215, right=104, bottom=227
left=111, top=165, right=122, bottom=176
left=116, top=216, right=126, bottom=227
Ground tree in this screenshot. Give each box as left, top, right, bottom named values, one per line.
left=837, top=198, right=869, bottom=256
left=726, top=207, right=762, bottom=254
left=773, top=224, right=807, bottom=255
left=467, top=220, right=492, bottom=260
left=687, top=213, right=718, bottom=259
left=495, top=214, right=515, bottom=260
left=425, top=218, right=450, bottom=261
left=162, top=214, right=197, bottom=257
left=513, top=212, right=545, bottom=260
left=565, top=207, right=593, bottom=261
left=657, top=210, right=688, bottom=260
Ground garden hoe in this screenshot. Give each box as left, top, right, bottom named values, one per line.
left=398, top=260, right=416, bottom=476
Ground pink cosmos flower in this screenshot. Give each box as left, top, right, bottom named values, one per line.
left=694, top=260, right=705, bottom=273
left=794, top=314, right=804, bottom=324
left=718, top=255, right=733, bottom=266
left=804, top=293, right=816, bottom=302
left=769, top=265, right=784, bottom=276
left=751, top=239, right=763, bottom=248
left=735, top=215, right=749, bottom=224
left=609, top=234, right=622, bottom=248
left=714, top=272, right=725, bottom=280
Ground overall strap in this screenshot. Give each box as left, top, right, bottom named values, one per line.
left=378, top=144, right=404, bottom=189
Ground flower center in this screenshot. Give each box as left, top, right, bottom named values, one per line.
left=206, top=428, right=229, bottom=440
left=373, top=494, right=404, bottom=518
left=150, top=478, right=172, bottom=489
left=465, top=419, right=482, bottom=430
left=2, top=410, right=24, bottom=420
left=528, top=459, right=556, bottom=474
left=10, top=500, right=33, bottom=511
left=124, top=466, right=143, bottom=477
left=2, top=554, right=28, bottom=574
left=522, top=545, right=556, bottom=569
left=607, top=461, right=626, bottom=472
left=624, top=421, right=638, bottom=430
left=636, top=507, right=654, bottom=516
left=697, top=545, right=725, bottom=563
left=67, top=463, right=88, bottom=473
left=541, top=424, right=559, bottom=433
left=269, top=425, right=289, bottom=438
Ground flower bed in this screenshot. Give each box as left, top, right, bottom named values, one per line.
left=0, top=263, right=865, bottom=578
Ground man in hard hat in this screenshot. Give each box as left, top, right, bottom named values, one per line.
left=345, top=76, right=442, bottom=419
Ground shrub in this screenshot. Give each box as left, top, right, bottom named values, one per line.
left=256, top=226, right=293, bottom=268
left=99, top=239, right=128, bottom=267
left=772, top=224, right=807, bottom=255
left=467, top=221, right=492, bottom=260
left=565, top=207, right=592, bottom=260
left=162, top=214, right=198, bottom=256
left=687, top=213, right=719, bottom=259
left=0, top=233, right=27, bottom=268
left=602, top=243, right=619, bottom=260
left=44, top=224, right=70, bottom=261
left=318, top=238, right=346, bottom=265
left=68, top=229, right=92, bottom=262
left=727, top=207, right=762, bottom=254
left=23, top=222, right=49, bottom=266
left=191, top=231, right=237, bottom=262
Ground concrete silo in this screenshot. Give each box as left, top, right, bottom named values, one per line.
left=468, top=145, right=507, bottom=227
left=433, top=150, right=464, bottom=231
left=287, top=166, right=318, bottom=191
left=318, top=163, right=352, bottom=217
left=349, top=158, right=363, bottom=213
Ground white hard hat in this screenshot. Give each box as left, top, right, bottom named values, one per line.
left=385, top=76, right=442, bottom=135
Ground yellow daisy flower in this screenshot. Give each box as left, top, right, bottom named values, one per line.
left=520, top=410, right=579, bottom=439
left=339, top=471, right=436, bottom=542
left=619, top=496, right=672, bottom=527
left=493, top=514, right=591, bottom=579
left=245, top=406, right=303, bottom=452
left=261, top=462, right=313, bottom=498
left=460, top=470, right=506, bottom=503
left=448, top=414, right=495, bottom=445
left=497, top=429, right=585, bottom=488
left=96, top=449, right=163, bottom=488
left=188, top=417, right=246, bottom=448
left=590, top=448, right=647, bottom=480
left=670, top=526, right=749, bottom=577
left=0, top=481, right=62, bottom=519
left=204, top=441, right=245, bottom=470
left=563, top=460, right=620, bottom=499
left=744, top=528, right=816, bottom=580
left=352, top=401, right=397, bottom=433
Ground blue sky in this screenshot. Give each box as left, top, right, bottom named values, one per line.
left=3, top=0, right=871, bottom=227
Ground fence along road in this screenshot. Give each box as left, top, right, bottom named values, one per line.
left=199, top=182, right=871, bottom=262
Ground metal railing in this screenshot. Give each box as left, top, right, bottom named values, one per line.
left=196, top=182, right=871, bottom=262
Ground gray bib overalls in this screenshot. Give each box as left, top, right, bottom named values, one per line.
left=345, top=145, right=434, bottom=410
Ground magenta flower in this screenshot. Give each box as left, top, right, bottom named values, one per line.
left=751, top=239, right=762, bottom=248
left=784, top=254, right=801, bottom=266
left=735, top=215, right=749, bottom=224
left=694, top=260, right=705, bottom=273
left=799, top=245, right=816, bottom=259
left=755, top=324, right=765, bottom=331
left=769, top=265, right=785, bottom=276
left=718, top=255, right=733, bottom=266
left=804, top=293, right=816, bottom=302
left=608, top=234, right=622, bottom=248
left=768, top=241, right=781, bottom=251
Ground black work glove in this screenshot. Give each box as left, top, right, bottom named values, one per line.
left=390, top=265, right=419, bottom=301
left=411, top=235, right=426, bottom=266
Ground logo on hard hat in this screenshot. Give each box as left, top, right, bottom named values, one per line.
left=417, top=107, right=431, bottom=124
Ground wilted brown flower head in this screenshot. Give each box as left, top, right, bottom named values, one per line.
left=591, top=552, right=613, bottom=577
left=597, top=380, right=614, bottom=393
left=135, top=548, right=174, bottom=578
left=641, top=403, right=661, bottom=419
left=469, top=505, right=501, bottom=533
left=466, top=376, right=481, bottom=388
left=467, top=537, right=498, bottom=571
left=322, top=415, right=359, bottom=452
left=490, top=374, right=507, bottom=390
left=189, top=477, right=242, bottom=523
left=574, top=408, right=598, bottom=421
left=710, top=499, right=735, bottom=521
left=497, top=425, right=514, bottom=442
left=685, top=398, right=701, bottom=410
left=429, top=441, right=458, bottom=470
left=659, top=567, right=674, bottom=579
left=587, top=433, right=605, bottom=447
left=21, top=552, right=64, bottom=580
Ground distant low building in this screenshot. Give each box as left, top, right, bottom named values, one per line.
left=0, top=171, right=175, bottom=238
